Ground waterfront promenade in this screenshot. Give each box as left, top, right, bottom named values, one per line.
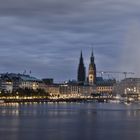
left=0, top=96, right=118, bottom=103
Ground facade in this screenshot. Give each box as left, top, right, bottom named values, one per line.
left=19, top=75, right=40, bottom=90
left=59, top=84, right=80, bottom=98
left=77, top=51, right=86, bottom=83
left=42, top=78, right=54, bottom=85
left=45, top=84, right=60, bottom=97
left=0, top=73, right=41, bottom=93
left=44, top=82, right=96, bottom=98
left=114, top=78, right=140, bottom=100
left=88, top=50, right=96, bottom=85
left=95, top=77, right=116, bottom=96
left=59, top=83, right=95, bottom=97
left=0, top=76, right=13, bottom=93
left=0, top=74, right=14, bottom=93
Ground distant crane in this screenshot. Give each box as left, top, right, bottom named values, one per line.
left=97, top=71, right=135, bottom=79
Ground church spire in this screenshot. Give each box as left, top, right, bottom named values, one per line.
left=91, top=48, right=94, bottom=57
left=90, top=48, right=95, bottom=64
left=77, top=51, right=86, bottom=83
left=80, top=50, right=83, bottom=63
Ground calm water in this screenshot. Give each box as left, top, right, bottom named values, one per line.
left=0, top=102, right=140, bottom=140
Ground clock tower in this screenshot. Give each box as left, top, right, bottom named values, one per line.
left=88, top=50, right=96, bottom=85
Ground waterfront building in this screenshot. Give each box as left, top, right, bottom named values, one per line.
left=78, top=84, right=96, bottom=97
left=42, top=78, right=54, bottom=85
left=45, top=84, right=60, bottom=97
left=59, top=83, right=80, bottom=98
left=77, top=51, right=86, bottom=83
left=95, top=77, right=116, bottom=96
left=59, top=82, right=94, bottom=97
left=0, top=73, right=41, bottom=93
left=0, top=75, right=13, bottom=93
left=19, top=74, right=41, bottom=90
left=114, top=78, right=140, bottom=100
left=59, top=82, right=95, bottom=98
left=88, top=50, right=96, bottom=85
left=44, top=81, right=96, bottom=98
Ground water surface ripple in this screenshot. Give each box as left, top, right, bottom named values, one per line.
left=0, top=103, right=140, bottom=140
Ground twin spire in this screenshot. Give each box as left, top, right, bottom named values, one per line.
left=77, top=49, right=96, bottom=84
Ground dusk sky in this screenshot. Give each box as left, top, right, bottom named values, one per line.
left=0, top=0, right=140, bottom=81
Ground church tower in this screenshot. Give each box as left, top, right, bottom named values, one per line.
left=77, top=51, right=86, bottom=83
left=88, top=49, right=96, bottom=85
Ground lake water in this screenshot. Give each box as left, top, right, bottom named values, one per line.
left=0, top=102, right=140, bottom=140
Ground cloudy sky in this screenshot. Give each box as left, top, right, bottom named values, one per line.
left=0, top=0, right=140, bottom=81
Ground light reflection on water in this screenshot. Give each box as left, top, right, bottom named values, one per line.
left=0, top=103, right=140, bottom=140
left=0, top=102, right=140, bottom=116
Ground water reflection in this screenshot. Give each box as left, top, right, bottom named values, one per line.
left=0, top=103, right=140, bottom=140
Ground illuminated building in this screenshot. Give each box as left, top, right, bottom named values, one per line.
left=114, top=78, right=140, bottom=100
left=0, top=76, right=13, bottom=93
left=0, top=73, right=41, bottom=93
left=96, top=77, right=116, bottom=95
left=44, top=81, right=96, bottom=98
left=88, top=50, right=96, bottom=85
left=19, top=75, right=40, bottom=90
left=60, top=82, right=96, bottom=98
left=45, top=84, right=60, bottom=97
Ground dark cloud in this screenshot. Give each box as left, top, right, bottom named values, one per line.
left=0, top=0, right=140, bottom=81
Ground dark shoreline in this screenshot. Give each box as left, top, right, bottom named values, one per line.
left=1, top=98, right=97, bottom=103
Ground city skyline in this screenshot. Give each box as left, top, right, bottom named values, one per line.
left=0, top=0, right=140, bottom=81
